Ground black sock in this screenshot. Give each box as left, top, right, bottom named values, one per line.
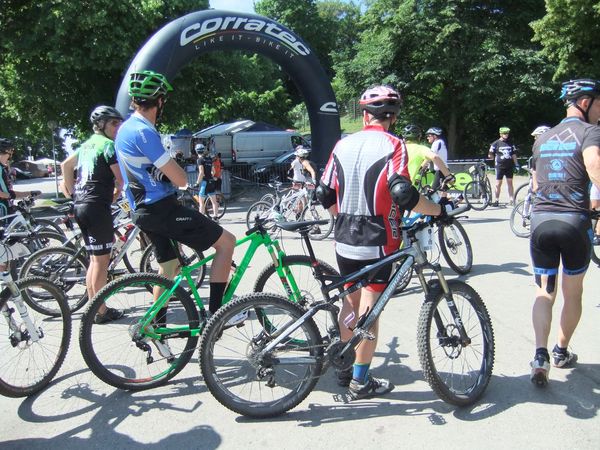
left=155, top=307, right=168, bottom=329
left=209, top=282, right=227, bottom=314
left=535, top=347, right=550, bottom=360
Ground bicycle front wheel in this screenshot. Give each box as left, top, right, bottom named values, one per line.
left=199, top=293, right=323, bottom=418
left=19, top=246, right=89, bottom=314
left=301, top=203, right=334, bottom=240
left=463, top=181, right=490, bottom=211
left=417, top=280, right=494, bottom=406
left=254, top=255, right=339, bottom=338
left=513, top=182, right=529, bottom=204
left=509, top=200, right=531, bottom=238
left=0, top=277, right=71, bottom=397
left=438, top=219, right=473, bottom=274
left=79, top=273, right=200, bottom=390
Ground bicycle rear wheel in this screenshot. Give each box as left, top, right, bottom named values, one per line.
left=79, top=273, right=200, bottom=390
left=139, top=243, right=206, bottom=291
left=245, top=200, right=276, bottom=231
left=463, top=181, right=490, bottom=211
left=513, top=182, right=529, bottom=204
left=438, top=219, right=473, bottom=274
left=417, top=280, right=494, bottom=406
left=301, top=203, right=334, bottom=240
left=0, top=277, right=71, bottom=397
left=19, top=246, right=89, bottom=314
left=509, top=200, right=531, bottom=238
left=205, top=195, right=226, bottom=219
left=591, top=218, right=600, bottom=266
left=199, top=293, right=323, bottom=418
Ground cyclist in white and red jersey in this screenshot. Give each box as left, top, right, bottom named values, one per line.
left=318, top=85, right=449, bottom=400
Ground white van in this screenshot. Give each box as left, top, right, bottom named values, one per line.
left=209, top=131, right=306, bottom=166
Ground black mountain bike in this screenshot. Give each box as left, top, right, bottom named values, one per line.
left=199, top=205, right=494, bottom=418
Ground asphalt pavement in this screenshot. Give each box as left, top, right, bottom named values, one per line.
left=2, top=176, right=600, bottom=449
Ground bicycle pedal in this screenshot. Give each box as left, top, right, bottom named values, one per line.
left=357, top=329, right=376, bottom=341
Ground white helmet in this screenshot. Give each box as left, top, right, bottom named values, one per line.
left=294, top=145, right=311, bottom=158
left=531, top=125, right=550, bottom=136
left=195, top=143, right=205, bottom=151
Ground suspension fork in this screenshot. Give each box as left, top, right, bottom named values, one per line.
left=0, top=272, right=42, bottom=342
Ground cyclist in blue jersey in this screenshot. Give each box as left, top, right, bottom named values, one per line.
left=529, top=79, right=600, bottom=387
left=115, top=70, right=236, bottom=329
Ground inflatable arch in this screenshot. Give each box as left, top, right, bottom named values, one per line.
left=115, top=9, right=341, bottom=166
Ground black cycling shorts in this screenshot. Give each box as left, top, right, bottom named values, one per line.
left=336, top=253, right=392, bottom=293
left=74, top=203, right=114, bottom=256
left=495, top=166, right=514, bottom=180
left=530, top=212, right=592, bottom=275
left=133, top=195, right=223, bottom=263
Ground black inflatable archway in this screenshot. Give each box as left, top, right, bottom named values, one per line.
left=115, top=9, right=340, bottom=166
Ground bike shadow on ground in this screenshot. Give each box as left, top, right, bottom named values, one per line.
left=11, top=368, right=219, bottom=449
left=240, top=364, right=600, bottom=428
left=462, top=261, right=531, bottom=278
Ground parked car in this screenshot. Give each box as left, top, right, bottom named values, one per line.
left=13, top=160, right=51, bottom=178
left=251, top=151, right=295, bottom=183
left=12, top=167, right=32, bottom=180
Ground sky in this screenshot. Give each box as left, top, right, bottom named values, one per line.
left=210, top=0, right=256, bottom=13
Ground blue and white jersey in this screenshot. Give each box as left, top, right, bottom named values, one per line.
left=114, top=113, right=176, bottom=208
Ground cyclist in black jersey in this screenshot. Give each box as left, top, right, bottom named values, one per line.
left=529, top=79, right=600, bottom=387
left=0, top=138, right=41, bottom=218
left=61, top=106, right=124, bottom=323
left=488, top=126, right=519, bottom=206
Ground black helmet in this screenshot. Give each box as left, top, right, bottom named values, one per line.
left=560, top=79, right=600, bottom=104
left=403, top=124, right=422, bottom=139
left=425, top=127, right=443, bottom=136
left=90, top=106, right=123, bottom=125
left=0, top=138, right=14, bottom=154
left=359, top=85, right=402, bottom=119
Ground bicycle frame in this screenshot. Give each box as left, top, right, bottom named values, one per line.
left=259, top=210, right=473, bottom=361
left=140, top=226, right=308, bottom=339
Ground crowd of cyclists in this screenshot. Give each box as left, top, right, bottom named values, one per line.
left=1, top=71, right=600, bottom=399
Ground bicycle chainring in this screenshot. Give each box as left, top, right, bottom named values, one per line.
left=326, top=339, right=355, bottom=370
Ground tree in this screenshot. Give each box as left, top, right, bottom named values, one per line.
left=0, top=0, right=295, bottom=156
left=531, top=0, right=600, bottom=80
left=334, top=0, right=560, bottom=157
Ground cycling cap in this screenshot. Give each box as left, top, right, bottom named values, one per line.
left=531, top=125, right=550, bottom=136
left=560, top=79, right=600, bottom=103
left=425, top=127, right=443, bottom=136
left=359, top=85, right=402, bottom=118
left=499, top=127, right=510, bottom=134
left=0, top=138, right=14, bottom=154
left=295, top=145, right=311, bottom=158
left=90, top=106, right=123, bottom=125
left=403, top=124, right=422, bottom=139
left=129, top=70, right=173, bottom=101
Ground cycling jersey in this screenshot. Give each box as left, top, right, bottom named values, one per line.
left=291, top=158, right=306, bottom=182
left=430, top=139, right=447, bottom=171
left=198, top=156, right=214, bottom=181
left=74, top=134, right=118, bottom=205
left=0, top=164, right=13, bottom=217
left=405, top=142, right=430, bottom=184
left=489, top=138, right=516, bottom=169
left=532, top=117, right=600, bottom=214
left=212, top=157, right=222, bottom=179
left=114, top=113, right=176, bottom=208
left=320, top=124, right=409, bottom=260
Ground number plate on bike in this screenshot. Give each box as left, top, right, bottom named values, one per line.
left=415, top=227, right=433, bottom=251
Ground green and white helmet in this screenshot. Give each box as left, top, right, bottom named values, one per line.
left=128, top=70, right=173, bottom=102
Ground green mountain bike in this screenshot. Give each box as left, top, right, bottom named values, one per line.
left=78, top=218, right=338, bottom=391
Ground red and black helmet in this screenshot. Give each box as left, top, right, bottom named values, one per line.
left=359, top=85, right=402, bottom=119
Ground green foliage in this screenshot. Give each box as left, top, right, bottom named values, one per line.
left=333, top=0, right=560, bottom=157
left=531, top=0, right=600, bottom=80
